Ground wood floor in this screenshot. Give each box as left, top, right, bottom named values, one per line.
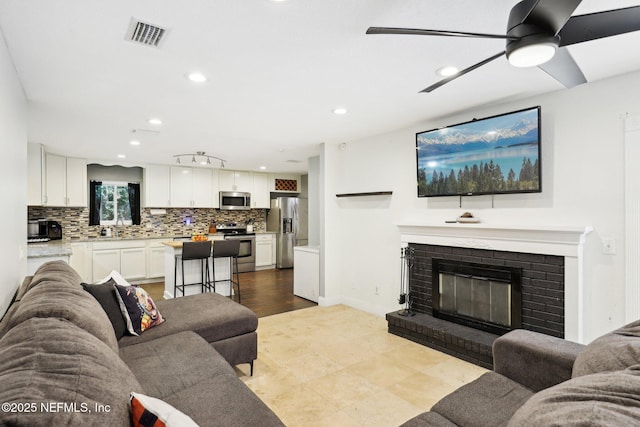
left=141, top=268, right=317, bottom=318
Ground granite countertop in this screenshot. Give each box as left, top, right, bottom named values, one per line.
left=27, top=240, right=72, bottom=258
left=294, top=245, right=320, bottom=253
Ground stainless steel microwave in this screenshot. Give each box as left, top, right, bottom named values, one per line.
left=219, top=191, right=251, bottom=210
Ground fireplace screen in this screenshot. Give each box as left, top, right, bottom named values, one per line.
left=433, top=259, right=522, bottom=334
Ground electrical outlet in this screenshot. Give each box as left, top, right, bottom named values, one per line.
left=602, top=239, right=616, bottom=255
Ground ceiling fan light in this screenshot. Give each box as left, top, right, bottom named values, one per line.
left=507, top=43, right=557, bottom=68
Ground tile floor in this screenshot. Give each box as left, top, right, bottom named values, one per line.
left=236, top=305, right=487, bottom=427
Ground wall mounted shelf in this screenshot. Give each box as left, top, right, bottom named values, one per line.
left=335, top=191, right=393, bottom=198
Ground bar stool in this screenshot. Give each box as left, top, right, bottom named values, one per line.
left=212, top=240, right=241, bottom=303
left=174, top=240, right=212, bottom=298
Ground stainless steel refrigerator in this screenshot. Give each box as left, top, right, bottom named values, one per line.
left=266, top=197, right=308, bottom=268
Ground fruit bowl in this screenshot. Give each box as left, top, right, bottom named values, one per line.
left=191, top=234, right=208, bottom=242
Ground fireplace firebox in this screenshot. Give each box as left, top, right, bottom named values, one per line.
left=432, top=259, right=522, bottom=335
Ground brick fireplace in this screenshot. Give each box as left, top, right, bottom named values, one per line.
left=390, top=221, right=592, bottom=368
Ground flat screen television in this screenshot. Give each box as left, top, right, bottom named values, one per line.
left=416, top=106, right=541, bottom=197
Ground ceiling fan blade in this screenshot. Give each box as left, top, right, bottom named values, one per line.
left=366, top=27, right=514, bottom=40
left=420, top=51, right=505, bottom=93
left=558, top=6, right=640, bottom=47
left=537, top=47, right=586, bottom=88
left=515, top=0, right=582, bottom=35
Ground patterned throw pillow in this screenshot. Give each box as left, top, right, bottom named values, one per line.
left=130, top=392, right=199, bottom=427
left=114, top=284, right=165, bottom=336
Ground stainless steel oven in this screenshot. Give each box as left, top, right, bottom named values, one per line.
left=223, top=233, right=256, bottom=272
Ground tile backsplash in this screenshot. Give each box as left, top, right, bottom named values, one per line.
left=28, top=207, right=267, bottom=241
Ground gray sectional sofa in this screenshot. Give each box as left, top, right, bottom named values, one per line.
left=0, top=261, right=283, bottom=426
left=403, top=323, right=640, bottom=426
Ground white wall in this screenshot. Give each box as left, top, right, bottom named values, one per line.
left=0, top=28, right=27, bottom=317
left=323, top=69, right=640, bottom=342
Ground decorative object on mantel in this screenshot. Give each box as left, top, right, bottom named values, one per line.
left=335, top=191, right=393, bottom=197
left=457, top=212, right=480, bottom=223
left=173, top=151, right=226, bottom=168
left=398, top=246, right=415, bottom=317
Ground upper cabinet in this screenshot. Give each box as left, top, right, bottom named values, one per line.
left=218, top=170, right=252, bottom=193
left=27, top=143, right=44, bottom=205
left=270, top=174, right=300, bottom=193
left=143, top=165, right=171, bottom=207
left=170, top=166, right=214, bottom=208
left=252, top=172, right=270, bottom=209
left=43, top=153, right=87, bottom=207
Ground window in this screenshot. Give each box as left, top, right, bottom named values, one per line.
left=89, top=180, right=141, bottom=226
left=99, top=182, right=132, bottom=225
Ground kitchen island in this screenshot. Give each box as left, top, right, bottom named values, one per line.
left=162, top=240, right=235, bottom=299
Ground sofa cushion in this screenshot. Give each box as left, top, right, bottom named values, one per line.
left=120, top=331, right=283, bottom=426
left=114, top=284, right=165, bottom=336
left=400, top=411, right=458, bottom=426
left=82, top=279, right=127, bottom=340
left=163, top=373, right=285, bottom=427
left=0, top=317, right=144, bottom=426
left=26, top=260, right=83, bottom=294
left=508, top=368, right=640, bottom=426
left=430, top=372, right=533, bottom=427
left=118, top=293, right=257, bottom=348
left=5, top=280, right=119, bottom=353
left=573, top=319, right=640, bottom=377
left=119, top=331, right=235, bottom=397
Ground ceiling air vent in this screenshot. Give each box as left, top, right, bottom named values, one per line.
left=125, top=18, right=167, bottom=48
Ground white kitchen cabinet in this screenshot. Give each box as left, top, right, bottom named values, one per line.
left=170, top=167, right=214, bottom=208
left=146, top=239, right=166, bottom=278
left=219, top=170, right=252, bottom=193
left=293, top=246, right=319, bottom=302
left=144, top=165, right=171, bottom=207
left=43, top=153, right=87, bottom=207
left=120, top=247, right=146, bottom=280
left=92, top=249, right=120, bottom=282
left=69, top=242, right=91, bottom=282
left=255, top=233, right=275, bottom=269
left=252, top=172, right=270, bottom=208
left=92, top=240, right=147, bottom=282
left=27, top=143, right=43, bottom=205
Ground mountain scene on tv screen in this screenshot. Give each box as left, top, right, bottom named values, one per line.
left=417, top=108, right=540, bottom=197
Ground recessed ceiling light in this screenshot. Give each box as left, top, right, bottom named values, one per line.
left=147, top=118, right=162, bottom=125
left=333, top=108, right=347, bottom=115
left=186, top=72, right=207, bottom=83
left=117, top=154, right=126, bottom=159
left=129, top=140, right=141, bottom=146
left=436, top=66, right=459, bottom=77
left=259, top=166, right=267, bottom=170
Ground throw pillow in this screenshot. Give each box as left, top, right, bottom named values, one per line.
left=82, top=279, right=127, bottom=340
left=114, top=284, right=165, bottom=336
left=508, top=369, right=640, bottom=426
left=130, top=392, right=199, bottom=427
left=97, top=270, right=131, bottom=287
left=573, top=319, right=640, bottom=377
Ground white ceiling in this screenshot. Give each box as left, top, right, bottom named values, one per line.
left=1, top=0, right=639, bottom=173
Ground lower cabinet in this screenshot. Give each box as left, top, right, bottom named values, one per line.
left=147, top=239, right=166, bottom=279
left=255, top=234, right=275, bottom=269
left=69, top=242, right=91, bottom=282
left=92, top=241, right=146, bottom=282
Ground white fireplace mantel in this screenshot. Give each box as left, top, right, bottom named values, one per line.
left=397, top=221, right=593, bottom=343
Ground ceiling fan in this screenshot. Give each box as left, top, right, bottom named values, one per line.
left=367, top=0, right=640, bottom=92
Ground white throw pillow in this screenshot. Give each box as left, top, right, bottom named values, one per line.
left=130, top=392, right=199, bottom=427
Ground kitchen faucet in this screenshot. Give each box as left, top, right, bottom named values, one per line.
left=115, top=216, right=125, bottom=238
